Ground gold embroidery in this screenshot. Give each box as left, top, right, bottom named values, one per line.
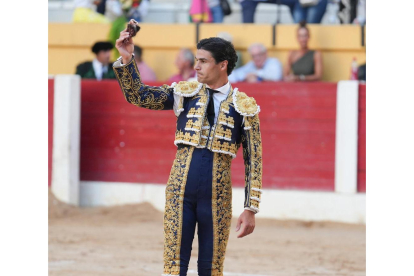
left=196, top=92, right=208, bottom=105
left=222, top=142, right=230, bottom=152
left=175, top=130, right=199, bottom=145
left=220, top=102, right=231, bottom=112
left=175, top=87, right=242, bottom=157
left=210, top=137, right=239, bottom=157
left=185, top=119, right=198, bottom=129
left=163, top=146, right=194, bottom=275
left=212, top=152, right=233, bottom=275
left=214, top=125, right=232, bottom=139
left=244, top=114, right=263, bottom=209
left=187, top=107, right=197, bottom=116
left=175, top=90, right=210, bottom=147
left=230, top=143, right=239, bottom=153
left=175, top=81, right=200, bottom=95
left=114, top=59, right=172, bottom=110
left=202, top=117, right=210, bottom=129
left=217, top=113, right=235, bottom=126
left=199, top=137, right=208, bottom=147
left=235, top=91, right=259, bottom=115
left=177, top=96, right=184, bottom=111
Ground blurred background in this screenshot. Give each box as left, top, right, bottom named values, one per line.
left=48, top=1, right=366, bottom=275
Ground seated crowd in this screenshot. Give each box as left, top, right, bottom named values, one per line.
left=76, top=21, right=361, bottom=83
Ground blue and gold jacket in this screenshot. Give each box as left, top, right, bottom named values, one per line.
left=113, top=57, right=263, bottom=213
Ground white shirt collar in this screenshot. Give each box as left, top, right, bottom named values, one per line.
left=92, top=58, right=103, bottom=68
left=206, top=81, right=231, bottom=95
left=92, top=58, right=108, bottom=80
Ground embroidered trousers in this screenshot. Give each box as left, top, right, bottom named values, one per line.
left=163, top=146, right=233, bottom=276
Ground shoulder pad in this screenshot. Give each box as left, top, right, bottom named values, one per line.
left=172, top=81, right=203, bottom=97
left=232, top=88, right=260, bottom=116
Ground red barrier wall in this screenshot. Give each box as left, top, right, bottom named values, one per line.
left=358, top=84, right=366, bottom=193
left=79, top=81, right=337, bottom=191
left=48, top=78, right=54, bottom=187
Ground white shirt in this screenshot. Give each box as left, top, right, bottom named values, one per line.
left=228, top=57, right=283, bottom=83
left=92, top=58, right=107, bottom=81
left=173, top=82, right=230, bottom=124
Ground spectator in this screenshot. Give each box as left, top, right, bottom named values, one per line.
left=338, top=0, right=365, bottom=25
left=228, top=43, right=283, bottom=83
left=121, top=0, right=150, bottom=22
left=134, top=45, right=157, bottom=82
left=283, top=21, right=323, bottom=82
left=72, top=0, right=111, bottom=23
left=104, top=0, right=123, bottom=22
left=76, top=42, right=116, bottom=80
left=168, top=49, right=197, bottom=83
left=293, top=0, right=328, bottom=23
left=208, top=0, right=224, bottom=23
left=217, top=32, right=242, bottom=69
left=96, top=0, right=107, bottom=15
left=190, top=0, right=213, bottom=23
left=240, top=0, right=327, bottom=24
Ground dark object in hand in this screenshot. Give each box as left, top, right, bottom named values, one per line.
left=124, top=21, right=140, bottom=44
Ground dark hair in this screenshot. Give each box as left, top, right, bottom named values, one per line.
left=298, top=20, right=309, bottom=33
left=91, top=41, right=113, bottom=54
left=196, top=37, right=238, bottom=76
left=134, top=45, right=143, bottom=59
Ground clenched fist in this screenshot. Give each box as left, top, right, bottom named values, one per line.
left=115, top=19, right=139, bottom=64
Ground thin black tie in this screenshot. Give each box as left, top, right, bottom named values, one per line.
left=207, top=88, right=219, bottom=126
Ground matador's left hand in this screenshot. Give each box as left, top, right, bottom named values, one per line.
left=235, top=210, right=256, bottom=238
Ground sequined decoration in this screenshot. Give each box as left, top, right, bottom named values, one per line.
left=242, top=114, right=263, bottom=210
left=163, top=146, right=194, bottom=275
left=211, top=152, right=233, bottom=275
left=113, top=57, right=173, bottom=110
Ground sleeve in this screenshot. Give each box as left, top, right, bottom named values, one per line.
left=75, top=62, right=87, bottom=78
left=256, top=59, right=283, bottom=81
left=113, top=56, right=175, bottom=111
left=241, top=113, right=263, bottom=214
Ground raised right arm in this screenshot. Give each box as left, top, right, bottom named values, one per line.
left=113, top=22, right=175, bottom=111
left=113, top=56, right=175, bottom=111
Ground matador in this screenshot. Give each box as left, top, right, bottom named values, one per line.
left=113, top=22, right=263, bottom=276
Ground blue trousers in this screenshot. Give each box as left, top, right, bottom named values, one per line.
left=210, top=5, right=224, bottom=23
left=241, top=0, right=328, bottom=23
left=163, top=146, right=233, bottom=276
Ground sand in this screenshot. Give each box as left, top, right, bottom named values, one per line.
left=49, top=190, right=365, bottom=276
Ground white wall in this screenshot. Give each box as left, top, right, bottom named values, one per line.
left=80, top=181, right=365, bottom=224
left=51, top=75, right=81, bottom=205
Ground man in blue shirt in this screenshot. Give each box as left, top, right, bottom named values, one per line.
left=228, top=43, right=283, bottom=83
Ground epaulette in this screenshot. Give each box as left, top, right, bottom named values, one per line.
left=232, top=88, right=260, bottom=116
left=172, top=81, right=203, bottom=97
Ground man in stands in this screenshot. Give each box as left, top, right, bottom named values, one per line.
left=168, top=48, right=197, bottom=83
left=76, top=41, right=116, bottom=80
left=133, top=45, right=157, bottom=82
left=228, top=42, right=283, bottom=83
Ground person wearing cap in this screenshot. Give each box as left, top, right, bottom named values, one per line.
left=75, top=41, right=116, bottom=80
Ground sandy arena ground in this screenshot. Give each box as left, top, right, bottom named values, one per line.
left=49, top=190, right=366, bottom=276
